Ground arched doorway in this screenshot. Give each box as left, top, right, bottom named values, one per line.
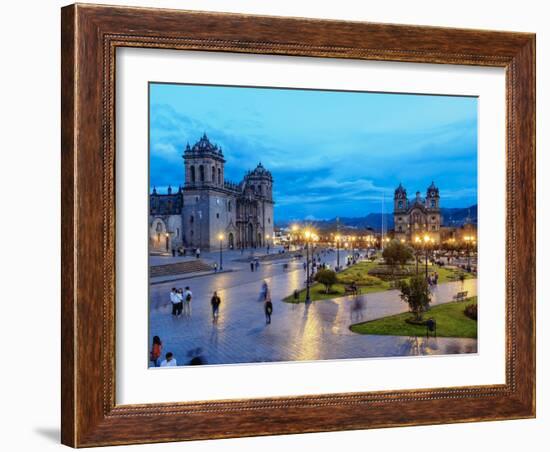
left=257, top=232, right=262, bottom=247
left=228, top=232, right=234, bottom=249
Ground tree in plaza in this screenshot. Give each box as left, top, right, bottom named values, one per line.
left=314, top=269, right=338, bottom=294
left=382, top=240, right=413, bottom=276
left=398, top=275, right=431, bottom=321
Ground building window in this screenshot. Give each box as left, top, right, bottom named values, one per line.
left=190, top=215, right=194, bottom=224
left=218, top=168, right=221, bottom=185
left=176, top=228, right=180, bottom=238
left=431, top=200, right=435, bottom=208
left=216, top=213, right=220, bottom=219
left=199, top=165, right=205, bottom=182
left=398, top=201, right=403, bottom=209
left=212, top=166, right=216, bottom=183
left=228, top=201, right=232, bottom=212
left=431, top=216, right=436, bottom=221
left=398, top=217, right=403, bottom=222
left=190, top=166, right=196, bottom=183
left=432, top=225, right=436, bottom=231
left=268, top=218, right=271, bottom=224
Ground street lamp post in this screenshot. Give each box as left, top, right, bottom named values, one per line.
left=423, top=234, right=430, bottom=280
left=218, top=233, right=224, bottom=271
left=304, top=229, right=312, bottom=304
left=464, top=235, right=475, bottom=271
left=335, top=234, right=341, bottom=270
left=291, top=224, right=299, bottom=251
left=414, top=236, right=421, bottom=275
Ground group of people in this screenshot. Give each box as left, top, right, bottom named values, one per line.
left=149, top=336, right=177, bottom=367
left=427, top=271, right=439, bottom=286
left=259, top=280, right=273, bottom=324
left=250, top=259, right=260, bottom=272
left=170, top=286, right=193, bottom=317
left=150, top=336, right=208, bottom=367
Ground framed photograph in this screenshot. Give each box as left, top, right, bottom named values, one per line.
left=61, top=3, right=535, bottom=447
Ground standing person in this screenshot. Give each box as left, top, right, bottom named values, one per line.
left=264, top=298, right=273, bottom=324
left=196, top=247, right=201, bottom=259
left=149, top=336, right=162, bottom=367
left=175, top=288, right=184, bottom=317
left=160, top=352, right=177, bottom=367
left=184, top=286, right=193, bottom=316
left=255, top=259, right=260, bottom=271
left=250, top=260, right=254, bottom=272
left=211, top=291, right=221, bottom=323
left=170, top=288, right=178, bottom=317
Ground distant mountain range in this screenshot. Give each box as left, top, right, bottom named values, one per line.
left=276, top=205, right=477, bottom=232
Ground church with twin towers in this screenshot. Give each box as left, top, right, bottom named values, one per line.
left=149, top=133, right=275, bottom=253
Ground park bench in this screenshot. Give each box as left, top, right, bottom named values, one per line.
left=453, top=291, right=468, bottom=302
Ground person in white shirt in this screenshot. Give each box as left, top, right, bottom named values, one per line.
left=184, top=286, right=193, bottom=316
left=169, top=288, right=178, bottom=317
left=160, top=352, right=177, bottom=367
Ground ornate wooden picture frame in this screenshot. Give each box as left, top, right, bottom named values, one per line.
left=61, top=3, right=535, bottom=447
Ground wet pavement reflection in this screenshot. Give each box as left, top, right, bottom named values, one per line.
left=149, top=249, right=478, bottom=366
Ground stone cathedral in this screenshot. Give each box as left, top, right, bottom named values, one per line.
left=149, top=134, right=275, bottom=253
left=393, top=182, right=441, bottom=243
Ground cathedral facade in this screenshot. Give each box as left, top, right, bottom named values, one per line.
left=393, top=182, right=441, bottom=243
left=149, top=134, right=274, bottom=252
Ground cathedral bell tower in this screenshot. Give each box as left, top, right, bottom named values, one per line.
left=394, top=183, right=407, bottom=211
left=426, top=181, right=440, bottom=210
left=183, top=133, right=225, bottom=188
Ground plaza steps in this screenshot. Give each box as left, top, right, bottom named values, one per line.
left=150, top=260, right=213, bottom=277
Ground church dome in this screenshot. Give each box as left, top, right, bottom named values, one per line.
left=248, top=162, right=273, bottom=179
left=187, top=133, right=223, bottom=156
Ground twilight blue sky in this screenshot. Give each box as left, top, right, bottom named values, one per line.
left=149, top=83, right=478, bottom=221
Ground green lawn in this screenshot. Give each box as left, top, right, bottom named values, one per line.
left=350, top=298, right=478, bottom=338
left=283, top=259, right=472, bottom=303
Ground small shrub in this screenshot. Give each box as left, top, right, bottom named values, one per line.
left=314, top=269, right=338, bottom=293
left=464, top=303, right=478, bottom=320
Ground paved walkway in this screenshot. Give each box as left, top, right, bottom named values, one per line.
left=149, top=252, right=477, bottom=366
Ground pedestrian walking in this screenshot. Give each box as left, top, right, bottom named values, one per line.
left=255, top=259, right=260, bottom=271
left=196, top=247, right=201, bottom=259
left=149, top=336, right=162, bottom=367
left=184, top=286, right=193, bottom=316
left=250, top=261, right=254, bottom=272
left=259, top=280, right=270, bottom=302
left=264, top=299, right=273, bottom=324
left=160, top=352, right=177, bottom=367
left=170, top=288, right=178, bottom=316
left=211, top=291, right=221, bottom=323
left=213, top=262, right=218, bottom=273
